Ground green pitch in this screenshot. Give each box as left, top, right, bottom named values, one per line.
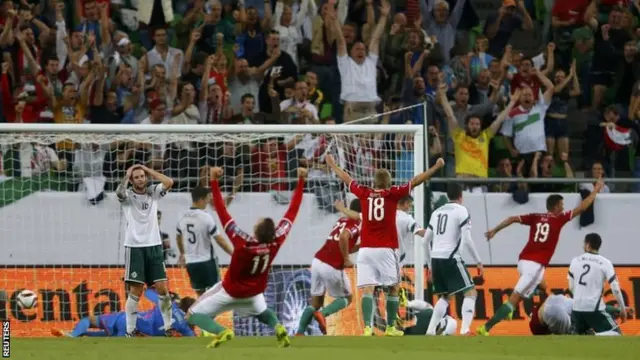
left=12, top=336, right=640, bottom=360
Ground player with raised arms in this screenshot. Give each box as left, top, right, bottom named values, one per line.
left=116, top=164, right=175, bottom=337
left=176, top=186, right=233, bottom=296
left=296, top=199, right=362, bottom=335
left=568, top=233, right=628, bottom=335
left=325, top=154, right=445, bottom=336
left=478, top=179, right=604, bottom=335
left=186, top=167, right=308, bottom=348
left=424, top=184, right=483, bottom=336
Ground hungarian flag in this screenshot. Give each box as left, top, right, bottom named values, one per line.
left=604, top=124, right=632, bottom=151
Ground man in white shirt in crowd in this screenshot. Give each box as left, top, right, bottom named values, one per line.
left=500, top=69, right=555, bottom=175
left=145, top=28, right=184, bottom=79
left=279, top=80, right=319, bottom=124
left=332, top=0, right=389, bottom=123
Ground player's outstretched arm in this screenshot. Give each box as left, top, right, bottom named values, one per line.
left=209, top=167, right=235, bottom=230
left=334, top=200, right=361, bottom=221
left=571, top=178, right=604, bottom=218
left=410, top=158, right=445, bottom=189
left=139, top=164, right=174, bottom=191
left=485, top=216, right=521, bottom=240
left=462, top=227, right=483, bottom=276
left=282, top=168, right=308, bottom=223
left=325, top=154, right=353, bottom=185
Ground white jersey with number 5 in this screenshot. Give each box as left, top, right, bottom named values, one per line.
left=119, top=183, right=167, bottom=247
left=569, top=253, right=617, bottom=312
left=176, top=208, right=221, bottom=264
left=396, top=210, right=422, bottom=264
left=427, top=203, right=470, bottom=259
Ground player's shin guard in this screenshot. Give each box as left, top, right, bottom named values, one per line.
left=188, top=313, right=226, bottom=334
left=70, top=317, right=92, bottom=337
left=361, top=294, right=374, bottom=327
left=256, top=308, right=280, bottom=328
left=460, top=296, right=476, bottom=334
left=159, top=294, right=173, bottom=330
left=321, top=297, right=349, bottom=317
left=484, top=301, right=514, bottom=332
left=296, top=306, right=316, bottom=334
left=386, top=296, right=400, bottom=326
left=426, top=298, right=449, bottom=335
left=125, top=294, right=140, bottom=334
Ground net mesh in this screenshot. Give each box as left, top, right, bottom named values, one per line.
left=0, top=118, right=425, bottom=337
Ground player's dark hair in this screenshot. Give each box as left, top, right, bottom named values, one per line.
left=399, top=195, right=414, bottom=205
left=446, top=184, right=463, bottom=201
left=373, top=169, right=391, bottom=189
left=179, top=297, right=196, bottom=313
left=546, top=194, right=564, bottom=211
left=191, top=186, right=210, bottom=203
left=255, top=218, right=276, bottom=243
left=584, top=233, right=602, bottom=251
left=349, top=199, right=361, bottom=212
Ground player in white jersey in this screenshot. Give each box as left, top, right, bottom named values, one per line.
left=116, top=164, right=175, bottom=337
left=176, top=186, right=233, bottom=296
left=424, top=184, right=482, bottom=336
left=568, top=233, right=628, bottom=335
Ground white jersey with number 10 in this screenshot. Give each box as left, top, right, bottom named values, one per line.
left=427, top=203, right=471, bottom=259
left=119, top=183, right=167, bottom=248
left=176, top=208, right=221, bottom=264
left=569, top=253, right=617, bottom=312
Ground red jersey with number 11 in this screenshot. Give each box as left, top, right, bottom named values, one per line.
left=518, top=211, right=573, bottom=266
left=210, top=178, right=304, bottom=298
left=349, top=180, right=411, bottom=249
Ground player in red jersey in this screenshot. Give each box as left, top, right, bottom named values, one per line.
left=325, top=154, right=445, bottom=336
left=477, top=178, right=604, bottom=335
left=187, top=167, right=307, bottom=348
left=295, top=199, right=362, bottom=336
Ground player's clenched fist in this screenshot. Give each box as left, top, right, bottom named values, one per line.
left=325, top=154, right=336, bottom=167
left=435, top=158, right=445, bottom=168
left=210, top=167, right=224, bottom=179
left=297, top=167, right=308, bottom=179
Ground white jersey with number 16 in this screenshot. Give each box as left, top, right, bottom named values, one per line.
left=427, top=203, right=471, bottom=259
left=176, top=208, right=221, bottom=264
left=119, top=183, right=167, bottom=248
left=569, top=253, right=617, bottom=312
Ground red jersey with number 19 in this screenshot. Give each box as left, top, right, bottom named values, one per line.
left=315, top=217, right=361, bottom=269
left=349, top=180, right=411, bottom=249
left=210, top=178, right=304, bottom=298
left=518, top=211, right=573, bottom=266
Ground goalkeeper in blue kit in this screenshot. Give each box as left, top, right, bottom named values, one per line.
left=51, top=289, right=196, bottom=337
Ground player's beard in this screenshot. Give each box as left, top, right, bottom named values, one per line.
left=133, top=183, right=146, bottom=192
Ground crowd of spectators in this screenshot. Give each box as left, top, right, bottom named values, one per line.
left=0, top=0, right=639, bottom=200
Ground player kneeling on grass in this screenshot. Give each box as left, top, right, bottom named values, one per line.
left=296, top=199, right=362, bottom=335
left=52, top=289, right=195, bottom=337
left=186, top=167, right=307, bottom=348
left=424, top=184, right=483, bottom=336
left=569, top=233, right=629, bottom=336
left=400, top=300, right=457, bottom=336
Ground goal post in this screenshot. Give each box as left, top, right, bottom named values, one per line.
left=0, top=122, right=427, bottom=336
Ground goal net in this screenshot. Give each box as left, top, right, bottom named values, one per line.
left=0, top=121, right=427, bottom=337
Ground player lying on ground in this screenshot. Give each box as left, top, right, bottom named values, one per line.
left=528, top=292, right=631, bottom=335
left=296, top=199, right=362, bottom=335
left=186, top=167, right=308, bottom=348
left=569, top=233, right=629, bottom=336
left=424, top=184, right=483, bottom=336
left=52, top=289, right=195, bottom=337
left=400, top=300, right=457, bottom=336
left=325, top=154, right=445, bottom=336
left=479, top=179, right=604, bottom=335
left=116, top=164, right=176, bottom=337
left=177, top=186, right=233, bottom=296
left=336, top=195, right=426, bottom=309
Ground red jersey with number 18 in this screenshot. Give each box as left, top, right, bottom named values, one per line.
left=349, top=180, right=411, bottom=249
left=315, top=217, right=361, bottom=269
left=518, top=211, right=573, bottom=266
left=210, top=178, right=304, bottom=298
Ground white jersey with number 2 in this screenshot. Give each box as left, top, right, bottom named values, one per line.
left=176, top=208, right=221, bottom=264
left=119, top=183, right=167, bottom=247
left=569, top=252, right=617, bottom=312
left=427, top=203, right=471, bottom=259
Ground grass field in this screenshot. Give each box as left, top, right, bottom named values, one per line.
left=10, top=336, right=640, bottom=360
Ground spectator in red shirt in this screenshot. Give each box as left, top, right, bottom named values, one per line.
left=252, top=138, right=289, bottom=192
left=511, top=57, right=541, bottom=100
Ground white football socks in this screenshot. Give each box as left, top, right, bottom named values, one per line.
left=125, top=294, right=139, bottom=334
left=426, top=298, right=449, bottom=335
left=159, top=294, right=173, bottom=331
left=460, top=296, right=476, bottom=335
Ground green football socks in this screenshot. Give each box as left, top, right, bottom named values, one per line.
left=188, top=313, right=226, bottom=334
left=256, top=308, right=280, bottom=328
left=361, top=294, right=374, bottom=327
left=386, top=296, right=400, bottom=326
left=321, top=297, right=349, bottom=317
left=296, top=306, right=316, bottom=334
left=485, top=302, right=514, bottom=331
